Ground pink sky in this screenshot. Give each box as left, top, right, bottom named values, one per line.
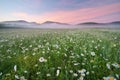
left=12, top=3, right=120, bottom=24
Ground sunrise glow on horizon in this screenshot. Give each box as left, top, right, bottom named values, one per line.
left=0, top=0, right=120, bottom=24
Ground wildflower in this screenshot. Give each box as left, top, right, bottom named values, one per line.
left=32, top=52, right=36, bottom=56
left=24, top=56, right=27, bottom=60
left=82, top=63, right=85, bottom=65
left=91, top=71, right=94, bottom=74
left=82, top=69, right=86, bottom=72
left=14, top=65, right=17, bottom=72
left=48, top=47, right=50, bottom=51
left=73, top=73, right=78, bottom=77
left=34, top=64, right=38, bottom=67
left=29, top=45, right=32, bottom=48
left=54, top=44, right=59, bottom=49
left=0, top=72, right=2, bottom=76
left=33, top=48, right=38, bottom=51
left=69, top=70, right=73, bottom=73
left=7, top=56, right=12, bottom=58
left=64, top=53, right=67, bottom=57
left=93, top=65, right=97, bottom=68
left=36, top=72, right=41, bottom=75
left=113, top=44, right=116, bottom=47
left=81, top=73, right=85, bottom=77
left=15, top=74, right=19, bottom=79
left=81, top=53, right=84, bottom=56
left=42, top=51, right=45, bottom=54
left=84, top=58, right=87, bottom=61
left=38, top=45, right=41, bottom=48
left=22, top=50, right=25, bottom=53
left=91, top=52, right=95, bottom=56
left=74, top=63, right=80, bottom=66
left=95, top=46, right=98, bottom=49
left=115, top=37, right=117, bottom=39
left=58, top=67, right=61, bottom=69
left=103, top=76, right=116, bottom=80
left=115, top=74, right=119, bottom=79
left=86, top=71, right=89, bottom=75
left=70, top=56, right=75, bottom=58
left=39, top=57, right=47, bottom=62
left=6, top=73, right=11, bottom=76
left=24, top=70, right=28, bottom=73
left=46, top=42, right=49, bottom=45
left=78, top=69, right=86, bottom=74
left=56, top=69, right=60, bottom=76
left=76, top=54, right=80, bottom=58
left=25, top=48, right=28, bottom=51
left=46, top=73, right=51, bottom=77
left=99, top=39, right=102, bottom=42
left=78, top=76, right=84, bottom=80
left=112, top=63, right=120, bottom=68
left=106, top=63, right=111, bottom=69
left=20, top=76, right=27, bottom=80
left=92, top=40, right=94, bottom=43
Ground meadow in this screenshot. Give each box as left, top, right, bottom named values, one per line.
left=0, top=29, right=120, bottom=80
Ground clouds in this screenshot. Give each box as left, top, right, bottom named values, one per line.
left=0, top=0, right=120, bottom=23
left=12, top=3, right=120, bottom=24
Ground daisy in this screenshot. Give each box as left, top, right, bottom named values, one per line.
left=56, top=69, right=60, bottom=76
left=73, top=73, right=78, bottom=77
left=46, top=73, right=51, bottom=77
left=15, top=74, right=19, bottom=79
left=103, top=76, right=116, bottom=80
left=91, top=52, right=95, bottom=56
left=14, top=65, right=17, bottom=72
left=39, top=57, right=47, bottom=62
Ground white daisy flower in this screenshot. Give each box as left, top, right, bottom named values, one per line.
left=106, top=63, right=111, bottom=69
left=20, top=76, right=27, bottom=80
left=73, top=73, right=78, bottom=77
left=112, top=63, right=120, bottom=68
left=81, top=53, right=84, bottom=56
left=69, top=70, right=73, bottom=73
left=24, top=70, right=28, bottom=73
left=14, top=65, right=17, bottom=72
left=103, top=76, right=116, bottom=80
left=46, top=73, right=51, bottom=77
left=39, top=57, right=47, bottom=62
left=56, top=69, right=60, bottom=76
left=15, top=74, right=19, bottom=79
left=0, top=72, right=2, bottom=76
left=91, top=52, right=95, bottom=56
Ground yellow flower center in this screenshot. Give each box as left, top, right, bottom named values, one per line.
left=109, top=77, right=114, bottom=80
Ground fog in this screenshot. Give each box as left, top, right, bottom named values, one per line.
left=0, top=21, right=120, bottom=29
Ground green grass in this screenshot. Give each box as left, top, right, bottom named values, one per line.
left=0, top=29, right=120, bottom=80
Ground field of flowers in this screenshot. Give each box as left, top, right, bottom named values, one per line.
left=0, top=29, right=120, bottom=80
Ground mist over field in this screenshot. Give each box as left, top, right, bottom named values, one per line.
left=0, top=20, right=120, bottom=29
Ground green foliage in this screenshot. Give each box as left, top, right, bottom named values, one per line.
left=0, top=29, right=120, bottom=80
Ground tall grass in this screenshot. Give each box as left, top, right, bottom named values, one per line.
left=0, top=29, right=120, bottom=80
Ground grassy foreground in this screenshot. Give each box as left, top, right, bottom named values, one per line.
left=0, top=29, right=120, bottom=80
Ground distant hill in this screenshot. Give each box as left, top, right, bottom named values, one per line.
left=42, top=21, right=69, bottom=25
left=77, top=21, right=120, bottom=25
left=78, top=22, right=99, bottom=25
left=2, top=20, right=28, bottom=23
left=76, top=21, right=120, bottom=29
left=0, top=20, right=71, bottom=29
left=0, top=20, right=39, bottom=25
left=0, top=20, right=120, bottom=29
left=110, top=21, right=120, bottom=24
left=0, top=20, right=40, bottom=28
left=77, top=22, right=105, bottom=25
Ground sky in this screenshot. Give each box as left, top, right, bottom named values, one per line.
left=0, top=0, right=120, bottom=24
